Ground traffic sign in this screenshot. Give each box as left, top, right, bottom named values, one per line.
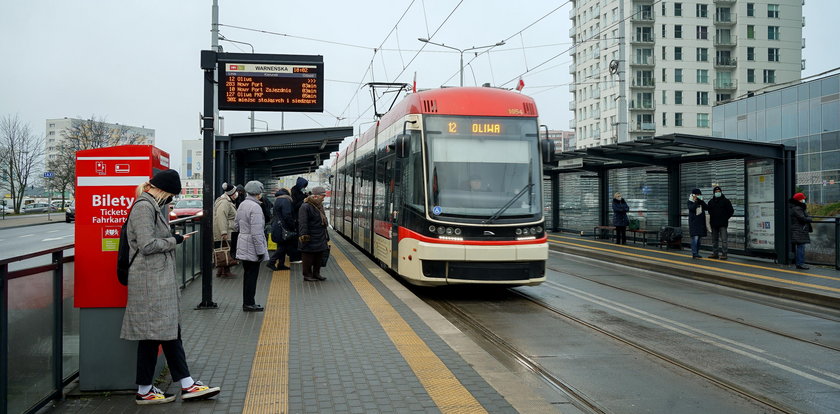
left=44, top=171, right=54, bottom=178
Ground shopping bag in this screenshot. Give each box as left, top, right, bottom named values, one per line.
left=213, top=240, right=234, bottom=266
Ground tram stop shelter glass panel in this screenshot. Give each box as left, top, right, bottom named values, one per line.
left=543, top=134, right=796, bottom=263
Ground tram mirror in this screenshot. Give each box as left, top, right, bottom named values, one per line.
left=396, top=134, right=411, bottom=158
left=540, top=139, right=556, bottom=164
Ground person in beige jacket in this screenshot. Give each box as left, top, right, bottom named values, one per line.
left=213, top=182, right=238, bottom=277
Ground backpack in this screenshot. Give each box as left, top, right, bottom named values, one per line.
left=117, top=198, right=156, bottom=286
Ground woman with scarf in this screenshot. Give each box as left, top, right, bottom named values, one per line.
left=298, top=186, right=329, bottom=282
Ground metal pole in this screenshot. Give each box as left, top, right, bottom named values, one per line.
left=459, top=51, right=464, bottom=87
left=835, top=216, right=839, bottom=271
left=198, top=50, right=218, bottom=309
left=51, top=252, right=64, bottom=402
left=1, top=264, right=8, bottom=414
left=250, top=112, right=255, bottom=132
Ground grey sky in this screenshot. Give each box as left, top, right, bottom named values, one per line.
left=1, top=0, right=838, bottom=174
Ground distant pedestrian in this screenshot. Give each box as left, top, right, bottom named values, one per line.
left=298, top=186, right=329, bottom=282
left=612, top=192, right=629, bottom=245
left=789, top=192, right=813, bottom=270
left=268, top=188, right=295, bottom=271
left=213, top=182, right=238, bottom=277
left=707, top=186, right=735, bottom=260
left=687, top=188, right=708, bottom=259
left=236, top=181, right=269, bottom=312
left=121, top=169, right=220, bottom=405
left=289, top=177, right=309, bottom=263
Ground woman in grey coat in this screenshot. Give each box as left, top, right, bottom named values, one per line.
left=120, top=169, right=220, bottom=404
left=235, top=180, right=269, bottom=312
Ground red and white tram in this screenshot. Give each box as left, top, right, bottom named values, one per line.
left=331, top=87, right=552, bottom=286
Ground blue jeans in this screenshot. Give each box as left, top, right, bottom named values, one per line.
left=795, top=243, right=806, bottom=266
left=691, top=236, right=702, bottom=256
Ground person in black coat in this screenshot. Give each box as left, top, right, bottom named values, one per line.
left=687, top=188, right=708, bottom=258
left=611, top=192, right=630, bottom=245
left=707, top=186, right=735, bottom=260
left=298, top=186, right=329, bottom=282
left=289, top=177, right=309, bottom=263
left=267, top=188, right=295, bottom=271
left=789, top=192, right=813, bottom=270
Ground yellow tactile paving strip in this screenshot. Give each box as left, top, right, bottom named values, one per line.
left=243, top=268, right=291, bottom=414
left=331, top=246, right=488, bottom=414
left=549, top=234, right=840, bottom=293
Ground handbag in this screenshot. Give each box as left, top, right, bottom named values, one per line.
left=213, top=240, right=234, bottom=266
left=281, top=225, right=298, bottom=242
left=272, top=218, right=298, bottom=243
left=320, top=245, right=331, bottom=267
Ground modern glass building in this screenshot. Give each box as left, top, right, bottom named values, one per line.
left=712, top=73, right=840, bottom=203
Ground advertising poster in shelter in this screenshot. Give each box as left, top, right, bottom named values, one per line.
left=746, top=159, right=775, bottom=250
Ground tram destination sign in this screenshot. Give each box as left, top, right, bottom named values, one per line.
left=218, top=57, right=324, bottom=112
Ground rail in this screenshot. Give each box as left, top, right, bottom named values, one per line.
left=0, top=215, right=203, bottom=414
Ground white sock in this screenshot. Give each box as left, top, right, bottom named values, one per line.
left=138, top=384, right=152, bottom=395
left=179, top=377, right=195, bottom=389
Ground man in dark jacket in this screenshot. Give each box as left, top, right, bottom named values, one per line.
left=687, top=188, right=708, bottom=259
left=789, top=192, right=813, bottom=270
left=298, top=186, right=329, bottom=282
left=289, top=177, right=308, bottom=263
left=612, top=192, right=630, bottom=245
left=267, top=188, right=295, bottom=271
left=707, top=186, right=735, bottom=260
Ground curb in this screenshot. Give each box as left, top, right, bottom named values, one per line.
left=0, top=219, right=66, bottom=231
left=550, top=242, right=840, bottom=311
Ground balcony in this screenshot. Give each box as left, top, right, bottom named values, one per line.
left=593, top=47, right=601, bottom=58
left=714, top=78, right=737, bottom=90
left=593, top=110, right=601, bottom=119
left=713, top=0, right=736, bottom=4
left=714, top=57, right=737, bottom=68
left=630, top=78, right=656, bottom=88
left=569, top=100, right=576, bottom=110
left=592, top=88, right=601, bottom=99
left=569, top=27, right=575, bottom=38
left=569, top=119, right=576, bottom=129
left=714, top=12, right=736, bottom=25
left=713, top=34, right=737, bottom=47
left=802, top=16, right=806, bottom=27
left=630, top=11, right=654, bottom=22
left=569, top=63, right=576, bottom=74
left=630, top=57, right=655, bottom=67
left=569, top=8, right=575, bottom=20
left=630, top=34, right=655, bottom=45
left=629, top=100, right=655, bottom=111
left=630, top=122, right=656, bottom=132
left=593, top=6, right=601, bottom=17
left=569, top=83, right=576, bottom=92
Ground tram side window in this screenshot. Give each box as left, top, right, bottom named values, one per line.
left=404, top=131, right=424, bottom=211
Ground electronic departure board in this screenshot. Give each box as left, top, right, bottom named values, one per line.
left=218, top=60, right=324, bottom=112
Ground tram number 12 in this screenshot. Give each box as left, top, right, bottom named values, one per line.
left=448, top=122, right=457, bottom=133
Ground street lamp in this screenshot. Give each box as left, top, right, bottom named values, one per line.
left=418, top=38, right=506, bottom=86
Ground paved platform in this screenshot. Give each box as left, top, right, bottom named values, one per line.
left=45, top=232, right=556, bottom=413
left=548, top=232, right=840, bottom=310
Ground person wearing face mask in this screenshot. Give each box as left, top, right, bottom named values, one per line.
left=687, top=188, right=708, bottom=259
left=707, top=186, right=734, bottom=260
left=789, top=192, right=813, bottom=270
left=121, top=169, right=220, bottom=404
left=213, top=182, right=239, bottom=277
left=611, top=192, right=629, bottom=245
left=236, top=180, right=269, bottom=311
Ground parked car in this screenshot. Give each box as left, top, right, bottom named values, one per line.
left=51, top=200, right=72, bottom=211
left=23, top=203, right=57, bottom=213
left=65, top=200, right=76, bottom=223
left=169, top=199, right=204, bottom=220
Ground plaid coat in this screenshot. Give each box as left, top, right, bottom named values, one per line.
left=120, top=192, right=181, bottom=341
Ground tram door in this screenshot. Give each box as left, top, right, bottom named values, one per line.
left=387, top=158, right=401, bottom=270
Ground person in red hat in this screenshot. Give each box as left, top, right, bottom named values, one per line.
left=789, top=192, right=813, bottom=270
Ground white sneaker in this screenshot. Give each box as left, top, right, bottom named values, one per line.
left=290, top=260, right=302, bottom=264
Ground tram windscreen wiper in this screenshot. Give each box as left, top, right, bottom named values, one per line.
left=484, top=183, right=534, bottom=224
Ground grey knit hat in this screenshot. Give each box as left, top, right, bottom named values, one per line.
left=221, top=182, right=237, bottom=196
left=311, top=186, right=327, bottom=196
left=244, top=180, right=264, bottom=195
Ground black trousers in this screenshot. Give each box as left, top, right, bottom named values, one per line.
left=136, top=326, right=190, bottom=385
left=242, top=260, right=260, bottom=306
left=615, top=226, right=627, bottom=244
left=269, top=239, right=295, bottom=267
left=301, top=251, right=324, bottom=279
left=230, top=232, right=239, bottom=259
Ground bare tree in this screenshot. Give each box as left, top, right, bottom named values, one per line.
left=0, top=114, right=45, bottom=213
left=51, top=115, right=148, bottom=197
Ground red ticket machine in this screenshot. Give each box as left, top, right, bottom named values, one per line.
left=75, top=145, right=170, bottom=390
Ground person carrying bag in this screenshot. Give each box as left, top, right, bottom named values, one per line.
left=298, top=186, right=330, bottom=282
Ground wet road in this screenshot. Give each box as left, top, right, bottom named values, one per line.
left=417, top=250, right=840, bottom=413
left=0, top=222, right=74, bottom=269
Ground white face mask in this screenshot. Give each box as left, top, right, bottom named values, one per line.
left=616, top=197, right=622, bottom=201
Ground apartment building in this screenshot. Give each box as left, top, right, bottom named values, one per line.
left=570, top=0, right=804, bottom=149
left=44, top=118, right=155, bottom=161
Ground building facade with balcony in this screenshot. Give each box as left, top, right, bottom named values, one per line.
left=540, top=129, right=577, bottom=152
left=570, top=0, right=804, bottom=149
left=44, top=118, right=155, bottom=161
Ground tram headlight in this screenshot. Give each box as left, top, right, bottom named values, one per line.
left=536, top=226, right=543, bottom=233
left=429, top=225, right=436, bottom=233
left=454, top=228, right=462, bottom=235
left=437, top=226, right=445, bottom=235
left=445, top=227, right=453, bottom=235
left=530, top=227, right=537, bottom=235
left=515, top=228, right=523, bottom=235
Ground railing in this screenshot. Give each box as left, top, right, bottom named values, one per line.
left=714, top=12, right=737, bottom=24
left=714, top=34, right=737, bottom=46
left=1, top=215, right=202, bottom=414
left=807, top=216, right=840, bottom=270
left=714, top=78, right=738, bottom=90
left=631, top=78, right=656, bottom=88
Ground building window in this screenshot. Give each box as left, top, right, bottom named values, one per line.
left=696, top=69, right=709, bottom=84
left=675, top=68, right=683, bottom=83
left=662, top=90, right=667, bottom=104
left=675, top=46, right=683, bottom=60
left=49, top=131, right=55, bottom=135
left=662, top=24, right=667, bottom=38
left=768, top=48, right=780, bottom=62
left=662, top=46, right=667, bottom=60
left=768, top=4, right=780, bottom=18
left=696, top=4, right=708, bottom=18
left=661, top=3, right=666, bottom=17
left=763, top=69, right=776, bottom=83
left=662, top=112, right=667, bottom=126
left=747, top=3, right=755, bottom=17
left=675, top=25, right=683, bottom=39
left=747, top=25, right=755, bottom=39
left=716, top=93, right=732, bottom=103
left=696, top=26, right=708, bottom=39
left=697, top=113, right=709, bottom=128
left=696, top=47, right=708, bottom=62
left=696, top=91, right=709, bottom=105
left=49, top=123, right=55, bottom=128
left=747, top=69, right=755, bottom=83
left=675, top=113, right=683, bottom=127
left=675, top=3, right=682, bottom=17
left=747, top=47, right=755, bottom=61
left=675, top=91, right=683, bottom=104
left=768, top=26, right=780, bottom=40
left=662, top=68, right=667, bottom=82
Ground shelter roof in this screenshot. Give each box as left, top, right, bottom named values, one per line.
left=228, top=126, right=353, bottom=178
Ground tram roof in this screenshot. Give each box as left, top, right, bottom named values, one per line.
left=228, top=126, right=353, bottom=177
left=547, top=133, right=794, bottom=172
